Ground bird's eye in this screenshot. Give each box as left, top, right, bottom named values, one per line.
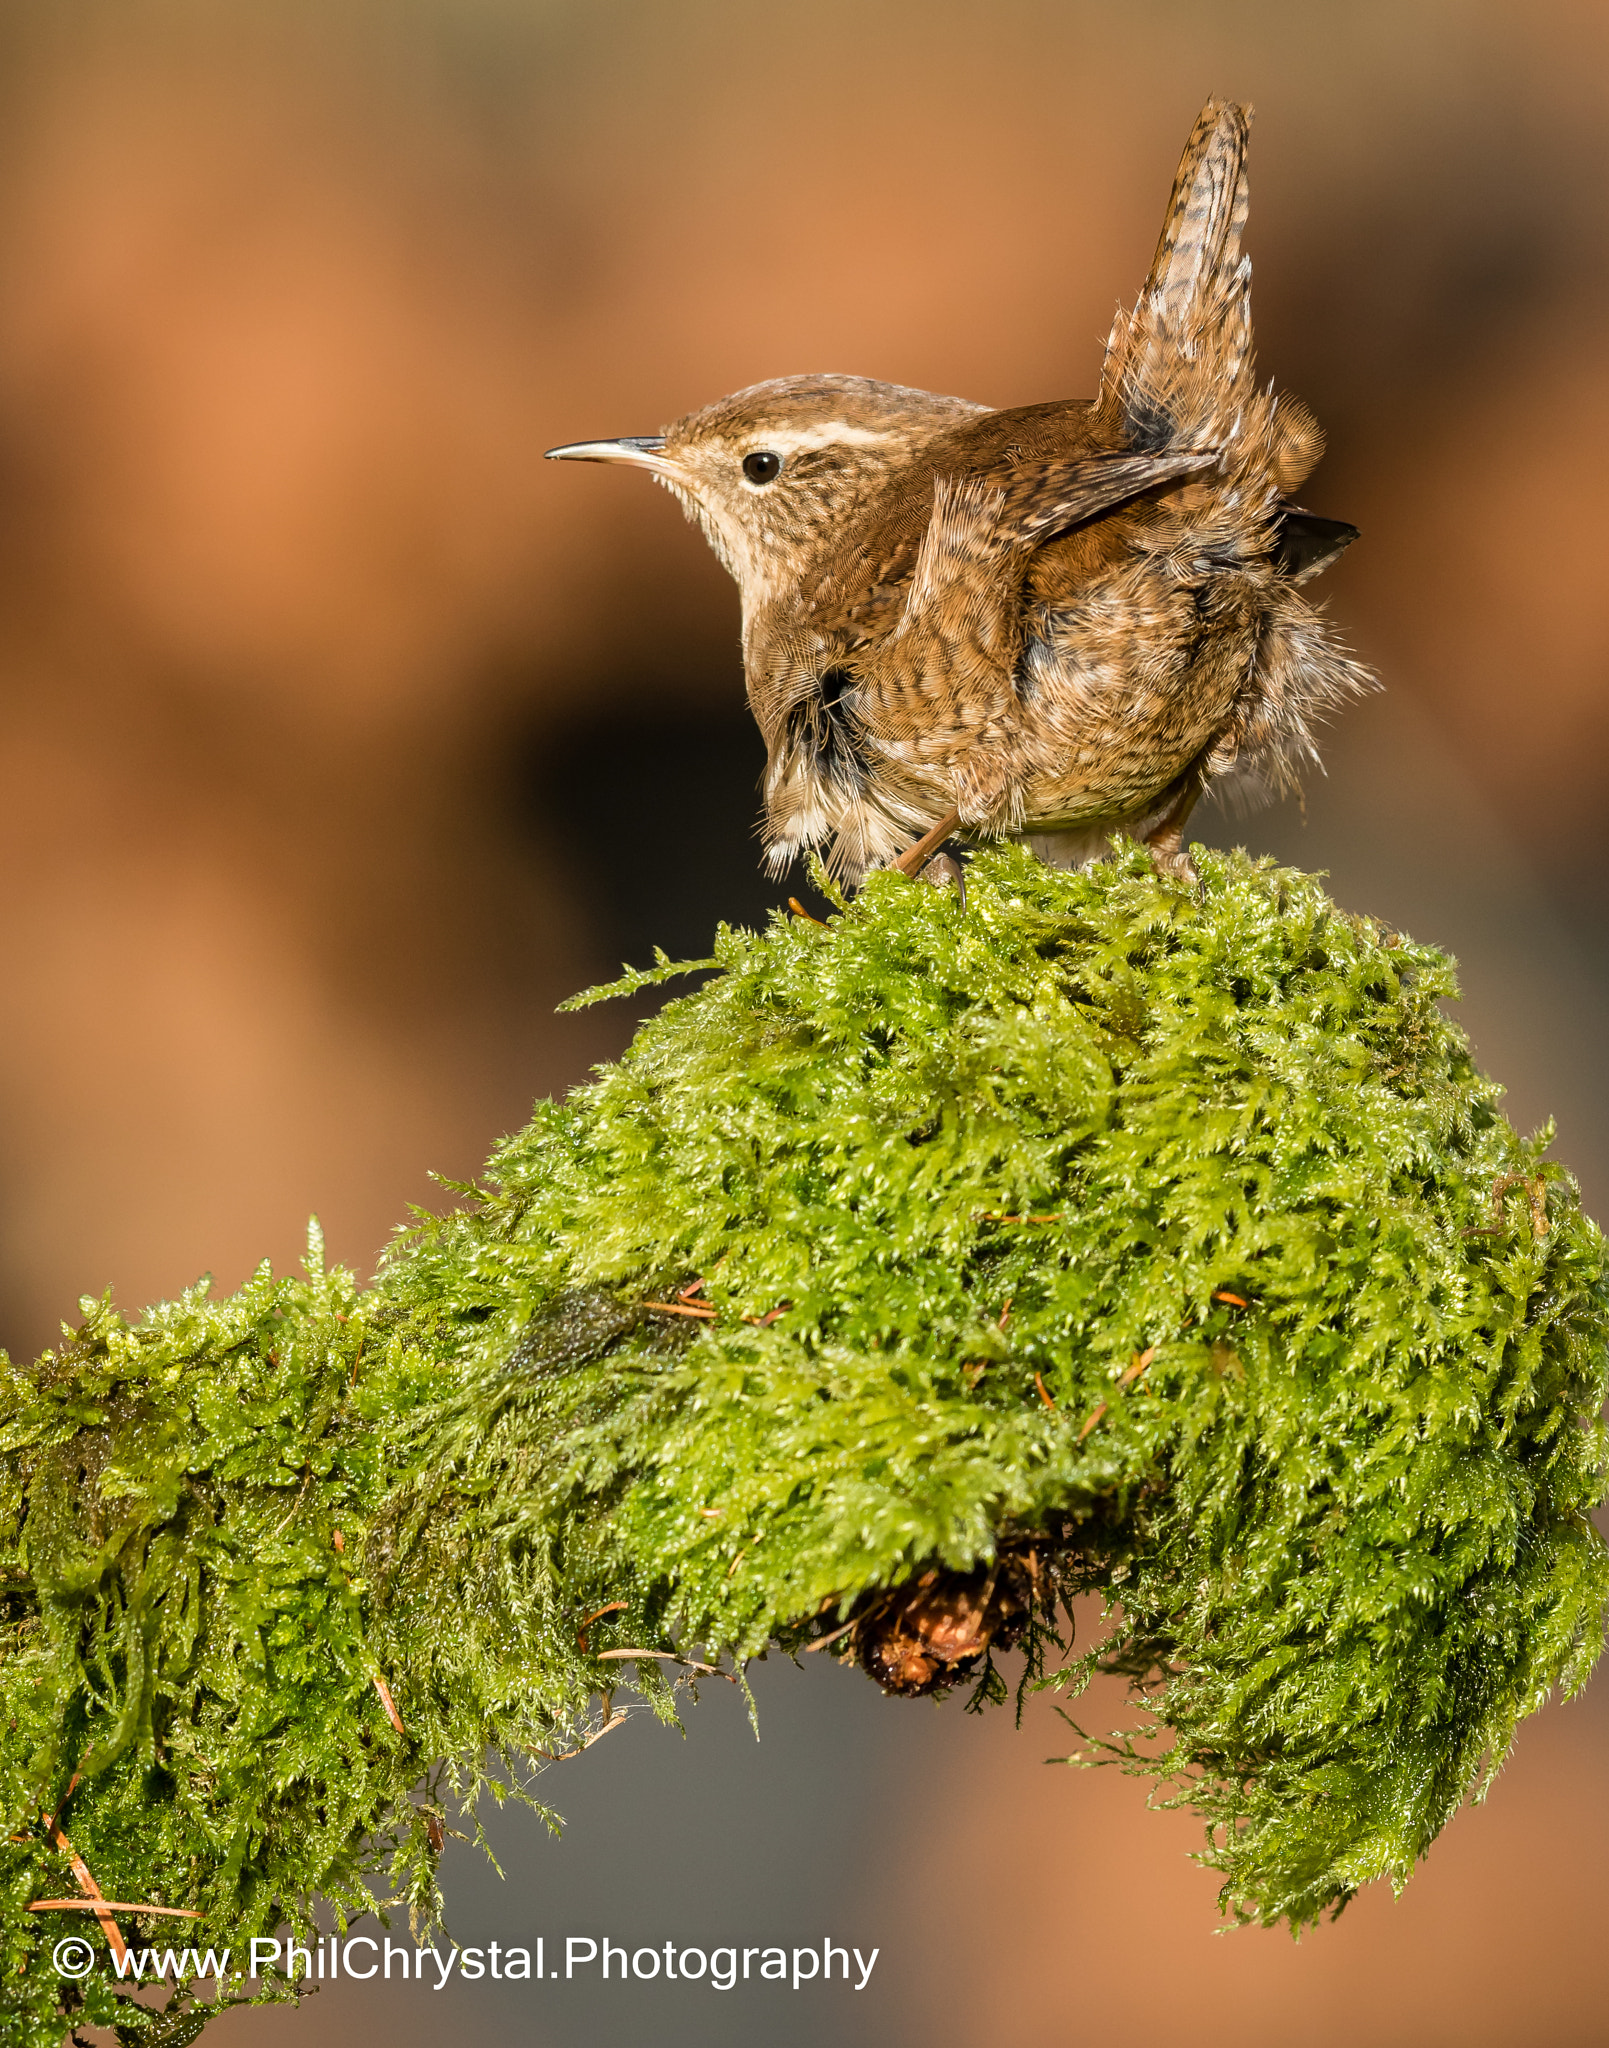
left=742, top=450, right=783, bottom=485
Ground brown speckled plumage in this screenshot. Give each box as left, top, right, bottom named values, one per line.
left=549, top=100, right=1370, bottom=883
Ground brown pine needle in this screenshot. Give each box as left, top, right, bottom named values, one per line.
left=1081, top=1348, right=1157, bottom=1438
left=1213, top=1291, right=1250, bottom=1307
left=49, top=1825, right=127, bottom=1967
left=1034, top=1373, right=1058, bottom=1410
left=533, top=1709, right=630, bottom=1763
left=805, top=1616, right=860, bottom=1654
left=41, top=1770, right=83, bottom=1837
left=1463, top=1173, right=1552, bottom=1238
left=372, top=1674, right=405, bottom=1735
left=28, top=1900, right=200, bottom=1919
left=642, top=1299, right=718, bottom=1319
left=577, top=1600, right=628, bottom=1652
left=1121, top=1346, right=1157, bottom=1386
left=595, top=1649, right=736, bottom=1681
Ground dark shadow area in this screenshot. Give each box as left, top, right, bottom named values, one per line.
left=521, top=693, right=838, bottom=978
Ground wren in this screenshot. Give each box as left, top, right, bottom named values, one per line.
left=549, top=100, right=1369, bottom=886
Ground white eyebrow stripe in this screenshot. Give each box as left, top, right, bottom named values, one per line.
left=753, top=423, right=905, bottom=455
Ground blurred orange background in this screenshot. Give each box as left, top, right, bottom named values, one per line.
left=6, top=4, right=1605, bottom=2044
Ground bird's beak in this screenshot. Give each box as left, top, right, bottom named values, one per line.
left=544, top=435, right=671, bottom=473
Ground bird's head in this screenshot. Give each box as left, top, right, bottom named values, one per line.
left=547, top=374, right=984, bottom=619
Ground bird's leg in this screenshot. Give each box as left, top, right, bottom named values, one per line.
left=1142, top=763, right=1206, bottom=882
left=890, top=806, right=963, bottom=876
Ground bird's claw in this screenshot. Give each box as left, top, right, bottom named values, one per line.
left=919, top=849, right=967, bottom=908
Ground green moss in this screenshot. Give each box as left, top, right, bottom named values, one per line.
left=2, top=844, right=1606, bottom=2041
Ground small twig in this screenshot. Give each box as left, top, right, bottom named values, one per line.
left=641, top=1300, right=718, bottom=1320
left=787, top=897, right=828, bottom=926
left=28, top=1901, right=200, bottom=1919
left=678, top=1279, right=707, bottom=1300
left=372, top=1675, right=405, bottom=1735
left=998, top=1298, right=1013, bottom=1329
left=741, top=1303, right=790, bottom=1327
left=577, top=1601, right=628, bottom=1653
left=594, top=1649, right=736, bottom=1682
left=890, top=807, right=963, bottom=876
left=980, top=1211, right=1063, bottom=1224
left=1034, top=1373, right=1058, bottom=1411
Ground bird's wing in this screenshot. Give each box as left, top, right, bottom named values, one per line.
left=802, top=450, right=1213, bottom=645
left=898, top=473, right=1008, bottom=625
left=993, top=448, right=1219, bottom=548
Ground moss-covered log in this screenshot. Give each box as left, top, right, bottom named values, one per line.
left=3, top=845, right=1606, bottom=2043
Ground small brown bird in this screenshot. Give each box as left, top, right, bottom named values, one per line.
left=549, top=100, right=1369, bottom=886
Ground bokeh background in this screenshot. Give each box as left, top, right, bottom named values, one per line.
left=5, top=2, right=1606, bottom=2042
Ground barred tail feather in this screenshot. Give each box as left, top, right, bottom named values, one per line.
left=1099, top=99, right=1256, bottom=455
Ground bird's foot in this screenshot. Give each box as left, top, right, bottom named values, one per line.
left=1140, top=756, right=1207, bottom=890
left=919, top=846, right=967, bottom=908
left=1146, top=839, right=1199, bottom=889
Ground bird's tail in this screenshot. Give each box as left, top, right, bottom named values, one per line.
left=1097, top=99, right=1256, bottom=456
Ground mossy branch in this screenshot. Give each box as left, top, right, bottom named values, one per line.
left=2, top=845, right=1606, bottom=2043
